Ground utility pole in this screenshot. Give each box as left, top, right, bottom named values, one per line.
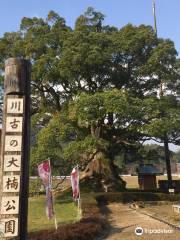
left=152, top=0, right=173, bottom=188
left=153, top=0, right=162, bottom=96
left=152, top=0, right=157, bottom=37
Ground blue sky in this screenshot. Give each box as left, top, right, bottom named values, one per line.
left=0, top=0, right=180, bottom=55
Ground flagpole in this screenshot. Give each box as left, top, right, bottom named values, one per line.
left=77, top=164, right=82, bottom=219
left=49, top=158, right=58, bottom=230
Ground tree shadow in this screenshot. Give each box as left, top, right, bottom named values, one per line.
left=99, top=204, right=112, bottom=215
left=98, top=204, right=136, bottom=239
left=107, top=224, right=136, bottom=237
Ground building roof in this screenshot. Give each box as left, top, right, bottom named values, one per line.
left=137, top=164, right=163, bottom=175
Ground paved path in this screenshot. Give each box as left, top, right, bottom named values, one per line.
left=102, top=203, right=180, bottom=240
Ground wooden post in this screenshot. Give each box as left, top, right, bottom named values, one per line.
left=0, top=58, right=31, bottom=240
left=0, top=128, right=2, bottom=155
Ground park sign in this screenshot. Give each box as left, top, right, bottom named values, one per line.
left=0, top=58, right=31, bottom=240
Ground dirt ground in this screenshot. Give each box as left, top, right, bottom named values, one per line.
left=121, top=175, right=180, bottom=189
left=101, top=203, right=180, bottom=240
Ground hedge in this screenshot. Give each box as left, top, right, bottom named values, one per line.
left=96, top=192, right=180, bottom=204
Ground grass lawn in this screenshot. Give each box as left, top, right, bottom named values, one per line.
left=28, top=194, right=78, bottom=233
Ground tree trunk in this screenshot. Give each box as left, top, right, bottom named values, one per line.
left=164, top=134, right=173, bottom=188
left=80, top=150, right=126, bottom=191
left=108, top=113, right=113, bottom=126
left=108, top=149, right=126, bottom=190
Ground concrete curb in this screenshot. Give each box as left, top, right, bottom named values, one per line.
left=129, top=206, right=180, bottom=231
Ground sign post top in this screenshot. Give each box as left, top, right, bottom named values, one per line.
left=5, top=58, right=29, bottom=67
left=4, top=58, right=31, bottom=95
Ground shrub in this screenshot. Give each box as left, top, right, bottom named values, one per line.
left=29, top=178, right=44, bottom=196
left=29, top=219, right=104, bottom=240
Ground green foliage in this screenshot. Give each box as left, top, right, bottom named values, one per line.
left=142, top=96, right=180, bottom=144
left=30, top=112, right=75, bottom=175
left=0, top=8, right=179, bottom=177
left=129, top=144, right=172, bottom=165
left=70, top=93, right=105, bottom=122
left=63, top=135, right=109, bottom=164
left=29, top=178, right=43, bottom=196
left=70, top=90, right=143, bottom=128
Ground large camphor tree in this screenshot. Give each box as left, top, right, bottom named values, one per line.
left=0, top=8, right=179, bottom=190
